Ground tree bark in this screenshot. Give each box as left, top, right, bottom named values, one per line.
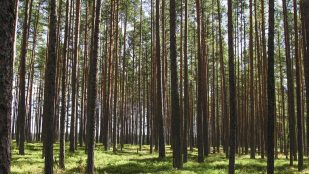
left=70, top=0, right=80, bottom=153
left=196, top=0, right=204, bottom=163
left=18, top=0, right=30, bottom=155
left=0, top=1, right=15, bottom=173
left=60, top=0, right=70, bottom=169
left=170, top=0, right=182, bottom=168
left=282, top=0, right=296, bottom=165
left=293, top=0, right=303, bottom=170
left=156, top=0, right=165, bottom=159
left=86, top=0, right=101, bottom=172
left=183, top=0, right=189, bottom=163
left=302, top=0, right=309, bottom=158
left=42, top=0, right=57, bottom=172
left=267, top=0, right=275, bottom=172
left=228, top=0, right=237, bottom=172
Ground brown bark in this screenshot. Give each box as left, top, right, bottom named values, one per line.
left=42, top=0, right=57, bottom=172
left=86, top=0, right=101, bottom=172
left=0, top=1, right=15, bottom=173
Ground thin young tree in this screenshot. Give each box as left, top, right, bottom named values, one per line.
left=228, top=0, right=237, bottom=172
left=42, top=0, right=57, bottom=172
left=0, top=1, right=15, bottom=173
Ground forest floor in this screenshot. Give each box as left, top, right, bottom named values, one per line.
left=11, top=142, right=309, bottom=174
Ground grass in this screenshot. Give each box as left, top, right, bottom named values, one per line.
left=11, top=142, right=309, bottom=174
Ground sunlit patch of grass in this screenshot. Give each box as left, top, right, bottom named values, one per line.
left=11, top=142, right=308, bottom=173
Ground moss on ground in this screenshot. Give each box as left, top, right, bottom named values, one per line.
left=11, top=142, right=309, bottom=174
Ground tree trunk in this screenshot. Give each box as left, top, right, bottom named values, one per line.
left=267, top=0, right=275, bottom=172
left=249, top=0, right=255, bottom=159
left=42, top=0, right=57, bottom=172
left=156, top=0, right=165, bottom=159
left=196, top=0, right=204, bottom=163
left=86, top=0, right=101, bottom=172
left=282, top=0, right=296, bottom=165
left=293, top=0, right=303, bottom=170
left=302, top=0, right=309, bottom=158
left=0, top=1, right=15, bottom=172
left=183, top=0, right=189, bottom=163
left=18, top=0, right=30, bottom=155
left=70, top=0, right=80, bottom=153
left=60, top=0, right=70, bottom=169
left=170, top=0, right=182, bottom=168
left=112, top=0, right=119, bottom=152
left=228, top=0, right=237, bottom=172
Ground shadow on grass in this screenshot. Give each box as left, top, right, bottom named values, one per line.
left=97, top=161, right=171, bottom=174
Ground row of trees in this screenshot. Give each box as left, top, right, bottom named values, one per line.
left=1, top=0, right=309, bottom=173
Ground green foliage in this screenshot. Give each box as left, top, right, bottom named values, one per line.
left=11, top=142, right=308, bottom=174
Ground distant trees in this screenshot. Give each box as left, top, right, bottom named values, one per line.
left=0, top=1, right=15, bottom=173
left=5, top=0, right=309, bottom=173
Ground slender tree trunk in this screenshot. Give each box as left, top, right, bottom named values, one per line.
left=293, top=0, right=303, bottom=170
left=112, top=0, right=119, bottom=152
left=120, top=7, right=127, bottom=151
left=18, top=0, right=30, bottom=155
left=156, top=0, right=165, bottom=159
left=70, top=0, right=80, bottom=153
left=249, top=0, right=255, bottom=159
left=183, top=0, right=189, bottom=163
left=282, top=0, right=296, bottom=165
left=86, top=0, right=101, bottom=172
left=267, top=0, right=275, bottom=172
left=59, top=0, right=70, bottom=169
left=217, top=0, right=228, bottom=156
left=302, top=0, right=309, bottom=157
left=228, top=0, right=237, bottom=172
left=196, top=0, right=204, bottom=163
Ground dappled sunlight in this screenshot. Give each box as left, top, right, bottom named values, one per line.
left=11, top=142, right=308, bottom=174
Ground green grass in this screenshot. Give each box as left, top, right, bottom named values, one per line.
left=11, top=142, right=309, bottom=174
